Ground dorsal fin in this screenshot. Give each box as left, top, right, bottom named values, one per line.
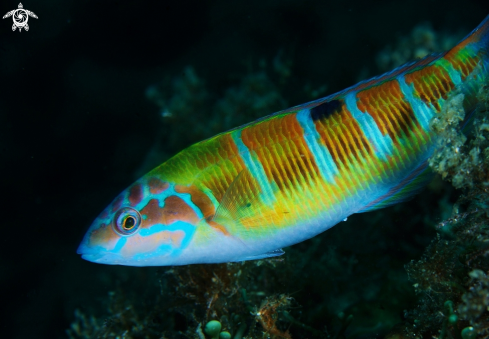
left=277, top=53, right=443, bottom=115
left=344, top=53, right=441, bottom=92
left=195, top=51, right=444, bottom=145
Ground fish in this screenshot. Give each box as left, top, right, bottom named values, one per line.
left=78, top=15, right=489, bottom=266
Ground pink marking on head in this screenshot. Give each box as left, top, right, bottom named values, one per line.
left=121, top=230, right=185, bottom=257
left=140, top=199, right=163, bottom=226
left=112, top=195, right=124, bottom=212
left=175, top=184, right=215, bottom=219
left=162, top=196, right=200, bottom=225
left=148, top=177, right=169, bottom=194
left=88, top=223, right=119, bottom=250
left=139, top=197, right=199, bottom=227
left=129, top=184, right=143, bottom=206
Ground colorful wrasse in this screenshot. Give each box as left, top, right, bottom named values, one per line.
left=78, top=15, right=489, bottom=266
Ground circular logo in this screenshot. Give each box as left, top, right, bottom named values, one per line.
left=13, top=9, right=27, bottom=27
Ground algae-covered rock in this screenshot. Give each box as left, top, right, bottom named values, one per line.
left=404, top=85, right=489, bottom=338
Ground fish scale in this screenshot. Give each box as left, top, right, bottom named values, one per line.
left=78, top=14, right=489, bottom=266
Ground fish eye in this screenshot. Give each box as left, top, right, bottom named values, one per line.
left=113, top=207, right=141, bottom=236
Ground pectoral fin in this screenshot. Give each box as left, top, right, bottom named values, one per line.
left=212, top=168, right=272, bottom=229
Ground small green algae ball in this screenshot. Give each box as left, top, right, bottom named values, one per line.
left=448, top=314, right=458, bottom=324
left=219, top=331, right=231, bottom=339
left=461, top=326, right=476, bottom=339
left=204, top=320, right=222, bottom=338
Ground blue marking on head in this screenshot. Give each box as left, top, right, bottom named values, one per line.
left=139, top=220, right=196, bottom=237
left=112, top=237, right=127, bottom=252
left=134, top=220, right=197, bottom=260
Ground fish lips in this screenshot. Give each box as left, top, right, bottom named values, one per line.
left=77, top=243, right=125, bottom=265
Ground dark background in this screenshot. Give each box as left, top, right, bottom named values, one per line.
left=1, top=0, right=489, bottom=338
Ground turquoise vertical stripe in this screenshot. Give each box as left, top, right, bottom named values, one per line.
left=345, top=92, right=394, bottom=160
left=295, top=109, right=338, bottom=182
left=438, top=59, right=463, bottom=86
left=397, top=75, right=433, bottom=131
left=231, top=129, right=276, bottom=205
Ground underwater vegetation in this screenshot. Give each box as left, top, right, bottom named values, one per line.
left=68, top=260, right=299, bottom=338
left=398, top=85, right=489, bottom=339
left=376, top=22, right=465, bottom=72
left=68, top=21, right=489, bottom=339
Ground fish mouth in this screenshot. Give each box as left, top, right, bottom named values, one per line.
left=77, top=243, right=123, bottom=264
left=80, top=253, right=106, bottom=262
left=79, top=251, right=124, bottom=264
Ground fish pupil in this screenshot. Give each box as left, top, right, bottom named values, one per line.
left=123, top=216, right=136, bottom=229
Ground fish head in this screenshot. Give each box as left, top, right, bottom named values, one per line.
left=77, top=175, right=217, bottom=266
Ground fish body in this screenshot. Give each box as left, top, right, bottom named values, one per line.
left=78, top=15, right=489, bottom=266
